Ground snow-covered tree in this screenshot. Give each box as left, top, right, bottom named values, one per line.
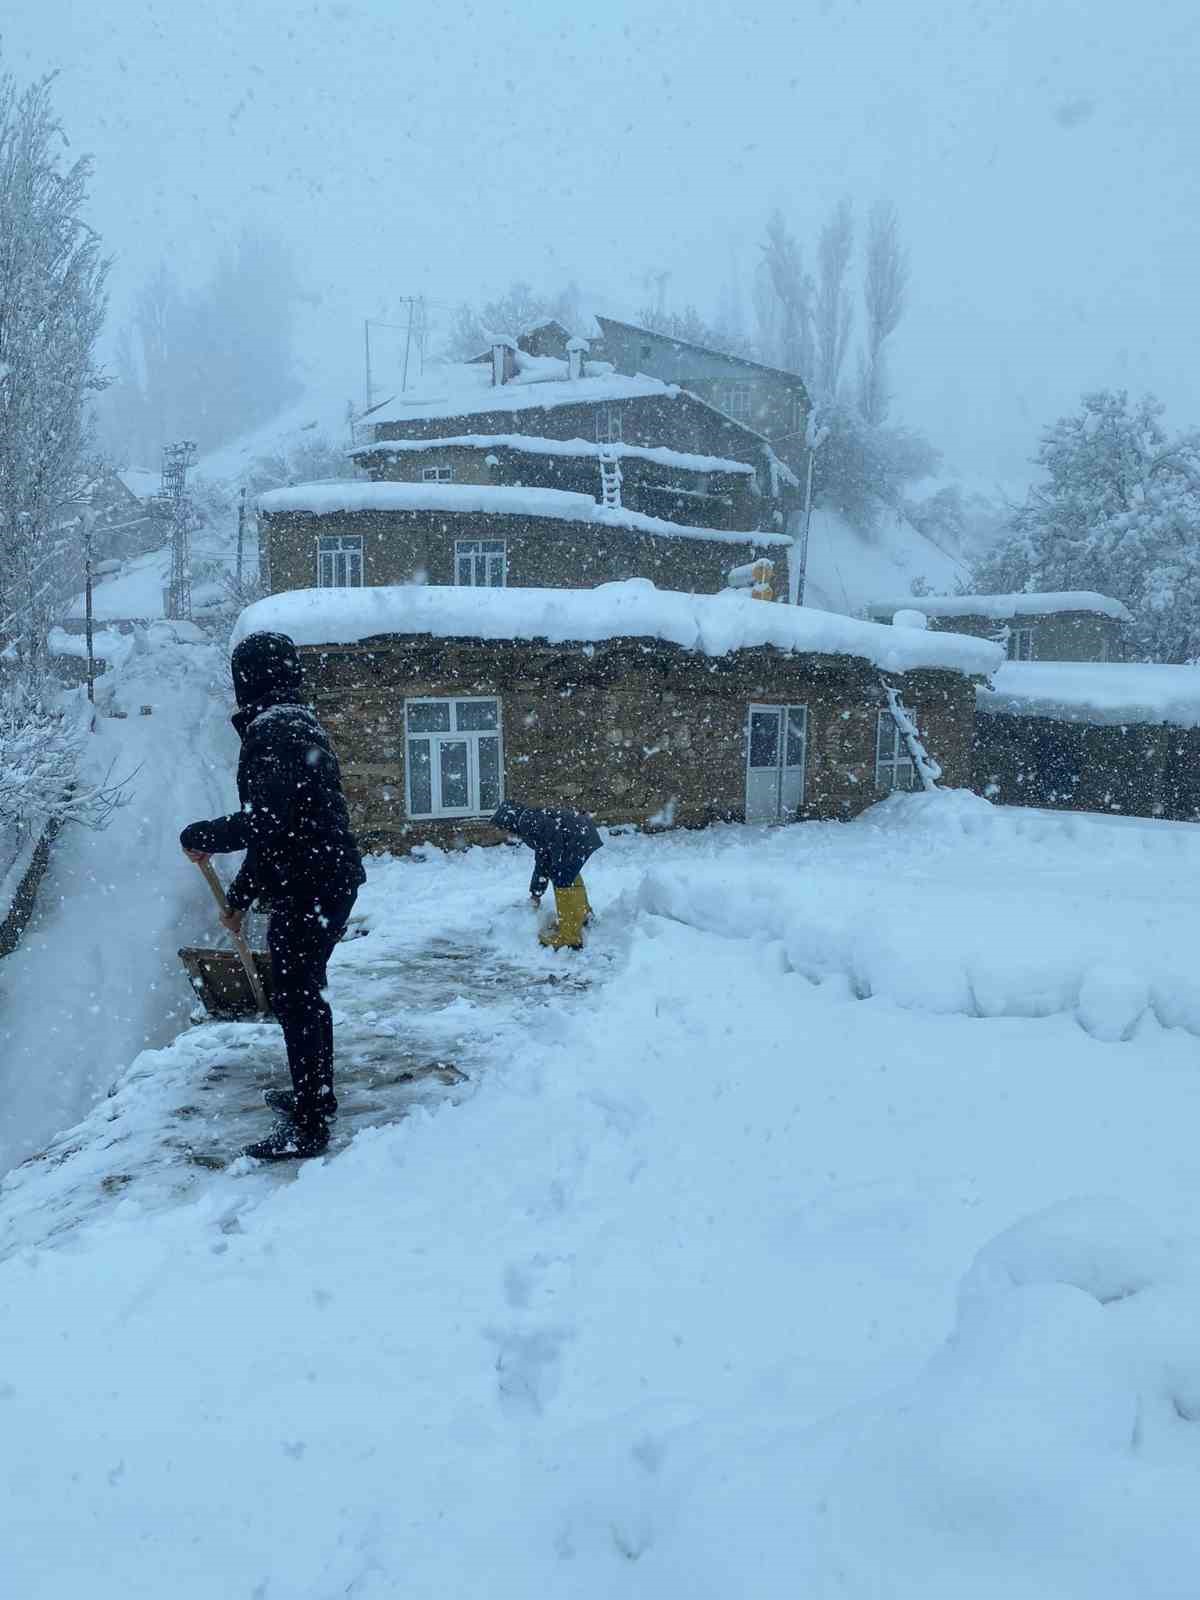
left=813, top=197, right=854, bottom=400
left=756, top=209, right=814, bottom=378
left=99, top=229, right=300, bottom=462
left=856, top=201, right=908, bottom=426
left=442, top=280, right=583, bottom=361
left=975, top=390, right=1200, bottom=661
left=813, top=401, right=939, bottom=531
left=0, top=680, right=126, bottom=833
left=634, top=301, right=757, bottom=361
left=0, top=66, right=109, bottom=668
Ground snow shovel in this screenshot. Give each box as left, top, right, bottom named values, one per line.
left=178, top=858, right=273, bottom=1020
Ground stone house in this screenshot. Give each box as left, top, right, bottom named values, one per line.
left=261, top=340, right=804, bottom=608
left=865, top=592, right=1131, bottom=662
left=257, top=483, right=793, bottom=601
left=230, top=582, right=1000, bottom=852
left=588, top=316, right=811, bottom=469
left=974, top=661, right=1200, bottom=820
left=354, top=350, right=798, bottom=534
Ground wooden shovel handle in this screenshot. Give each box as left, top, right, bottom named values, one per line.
left=194, top=857, right=270, bottom=1015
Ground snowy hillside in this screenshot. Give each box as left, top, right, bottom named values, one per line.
left=800, top=503, right=970, bottom=616
left=5, top=783, right=1200, bottom=1595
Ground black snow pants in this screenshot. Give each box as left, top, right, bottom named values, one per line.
left=267, top=883, right=358, bottom=1124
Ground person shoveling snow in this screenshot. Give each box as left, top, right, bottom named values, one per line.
left=491, top=801, right=601, bottom=950
left=180, top=631, right=365, bottom=1161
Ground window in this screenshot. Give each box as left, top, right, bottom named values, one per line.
left=455, top=538, right=506, bottom=586
left=595, top=403, right=624, bottom=443
left=317, top=533, right=363, bottom=588
left=745, top=703, right=806, bottom=821
left=422, top=465, right=453, bottom=483
left=405, top=697, right=503, bottom=818
left=787, top=390, right=805, bottom=434
left=722, top=382, right=752, bottom=421
left=1007, top=626, right=1034, bottom=661
left=875, top=709, right=918, bottom=793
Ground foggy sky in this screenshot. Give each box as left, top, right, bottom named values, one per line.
left=6, top=0, right=1198, bottom=486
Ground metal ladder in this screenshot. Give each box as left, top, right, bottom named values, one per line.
left=598, top=449, right=623, bottom=510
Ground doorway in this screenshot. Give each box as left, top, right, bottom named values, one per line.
left=745, top=703, right=807, bottom=822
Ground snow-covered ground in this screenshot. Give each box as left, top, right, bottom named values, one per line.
left=4, top=788, right=1200, bottom=1596
left=0, top=625, right=237, bottom=1175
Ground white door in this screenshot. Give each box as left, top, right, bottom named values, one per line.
left=745, top=704, right=807, bottom=822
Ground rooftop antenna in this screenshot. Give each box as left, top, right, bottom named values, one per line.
left=162, top=440, right=197, bottom=621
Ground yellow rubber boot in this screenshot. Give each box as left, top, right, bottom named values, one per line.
left=539, top=882, right=589, bottom=950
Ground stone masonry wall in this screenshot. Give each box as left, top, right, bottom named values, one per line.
left=925, top=610, right=1124, bottom=663
left=295, top=636, right=974, bottom=852
left=261, top=507, right=789, bottom=600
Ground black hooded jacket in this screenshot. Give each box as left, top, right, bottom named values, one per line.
left=491, top=801, right=602, bottom=896
left=180, top=631, right=365, bottom=912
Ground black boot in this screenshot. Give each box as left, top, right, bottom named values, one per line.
left=244, top=1116, right=330, bottom=1162
left=264, top=1086, right=338, bottom=1119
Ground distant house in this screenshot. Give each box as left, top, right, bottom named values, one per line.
left=865, top=593, right=1132, bottom=663
left=974, top=661, right=1200, bottom=820
left=86, top=466, right=164, bottom=562
left=229, top=582, right=998, bottom=851
left=589, top=316, right=810, bottom=467
left=258, top=337, right=800, bottom=602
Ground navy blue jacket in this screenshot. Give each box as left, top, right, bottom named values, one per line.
left=181, top=631, right=364, bottom=911
left=492, top=802, right=602, bottom=895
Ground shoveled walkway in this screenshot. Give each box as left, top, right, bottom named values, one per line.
left=0, top=927, right=589, bottom=1261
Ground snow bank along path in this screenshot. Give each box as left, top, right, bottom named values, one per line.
left=0, top=627, right=237, bottom=1177
left=5, top=795, right=1200, bottom=1595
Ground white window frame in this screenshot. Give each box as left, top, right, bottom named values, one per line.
left=595, top=403, right=624, bottom=444
left=316, top=533, right=363, bottom=588
left=745, top=702, right=807, bottom=820
left=404, top=697, right=503, bottom=819
left=454, top=538, right=507, bottom=587
left=875, top=709, right=918, bottom=793
left=724, top=382, right=752, bottom=421
left=1007, top=625, right=1035, bottom=661
left=421, top=465, right=453, bottom=483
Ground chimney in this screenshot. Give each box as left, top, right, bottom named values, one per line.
left=491, top=336, right=517, bottom=387
left=566, top=336, right=587, bottom=381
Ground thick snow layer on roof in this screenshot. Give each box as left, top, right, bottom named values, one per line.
left=116, top=467, right=161, bottom=501
left=978, top=661, right=1200, bottom=727
left=257, top=480, right=792, bottom=548
left=232, top=579, right=1001, bottom=677
left=868, top=591, right=1132, bottom=622
left=349, top=433, right=756, bottom=476
left=363, top=363, right=676, bottom=427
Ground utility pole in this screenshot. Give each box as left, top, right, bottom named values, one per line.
left=235, top=486, right=247, bottom=590
left=82, top=511, right=95, bottom=705
left=162, top=440, right=197, bottom=621
left=794, top=413, right=829, bottom=608
left=363, top=305, right=422, bottom=412
left=401, top=298, right=415, bottom=392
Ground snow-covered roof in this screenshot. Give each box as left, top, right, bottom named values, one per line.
left=116, top=467, right=162, bottom=501
left=866, top=591, right=1132, bottom=623
left=232, top=580, right=1002, bottom=678
left=256, top=480, right=792, bottom=549
left=349, top=434, right=756, bottom=476
left=363, top=362, right=676, bottom=428
left=977, top=661, right=1200, bottom=727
